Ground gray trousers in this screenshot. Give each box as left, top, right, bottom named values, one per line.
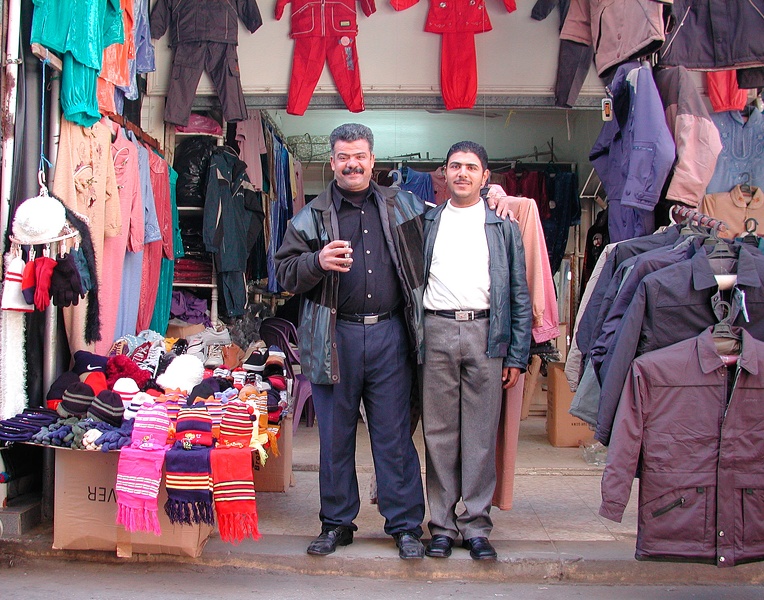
left=422, top=314, right=504, bottom=540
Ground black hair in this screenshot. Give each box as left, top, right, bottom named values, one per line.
left=445, top=141, right=489, bottom=172
left=330, top=123, right=374, bottom=153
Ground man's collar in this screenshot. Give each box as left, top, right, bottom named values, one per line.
left=331, top=180, right=373, bottom=211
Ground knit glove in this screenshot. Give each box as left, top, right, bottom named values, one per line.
left=21, top=259, right=36, bottom=304
left=70, top=247, right=92, bottom=292
left=82, top=428, right=105, bottom=450
left=50, top=252, right=85, bottom=307
left=33, top=256, right=58, bottom=311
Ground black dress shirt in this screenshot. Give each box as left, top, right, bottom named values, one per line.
left=332, top=182, right=401, bottom=315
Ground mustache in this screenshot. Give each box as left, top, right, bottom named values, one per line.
left=342, top=167, right=365, bottom=175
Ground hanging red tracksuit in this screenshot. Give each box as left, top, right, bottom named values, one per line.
left=391, top=0, right=516, bottom=110
left=275, top=0, right=376, bottom=115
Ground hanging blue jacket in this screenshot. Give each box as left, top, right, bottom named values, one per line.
left=589, top=62, right=676, bottom=242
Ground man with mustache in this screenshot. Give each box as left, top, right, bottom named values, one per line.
left=275, top=124, right=513, bottom=559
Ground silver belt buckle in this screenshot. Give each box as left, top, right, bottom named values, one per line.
left=363, top=314, right=379, bottom=325
left=454, top=310, right=474, bottom=321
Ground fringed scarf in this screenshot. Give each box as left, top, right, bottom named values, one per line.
left=164, top=444, right=215, bottom=525
left=115, top=447, right=166, bottom=535
left=211, top=446, right=260, bottom=544
left=115, top=403, right=170, bottom=535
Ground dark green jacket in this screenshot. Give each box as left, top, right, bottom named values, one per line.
left=275, top=181, right=426, bottom=385
left=423, top=200, right=532, bottom=370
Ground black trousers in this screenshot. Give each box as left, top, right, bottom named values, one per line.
left=311, top=315, right=425, bottom=536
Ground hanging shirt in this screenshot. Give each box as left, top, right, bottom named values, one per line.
left=706, top=109, right=764, bottom=194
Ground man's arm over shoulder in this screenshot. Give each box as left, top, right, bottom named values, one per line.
left=275, top=211, right=326, bottom=295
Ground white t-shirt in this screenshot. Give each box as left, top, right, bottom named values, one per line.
left=423, top=199, right=491, bottom=311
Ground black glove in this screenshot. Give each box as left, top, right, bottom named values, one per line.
left=50, top=252, right=84, bottom=307
left=70, top=247, right=92, bottom=293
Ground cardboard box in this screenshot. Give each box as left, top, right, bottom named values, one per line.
left=53, top=449, right=212, bottom=557
left=165, top=319, right=206, bottom=340
left=546, top=362, right=596, bottom=448
left=253, top=415, right=294, bottom=493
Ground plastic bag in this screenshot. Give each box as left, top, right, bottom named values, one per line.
left=174, top=136, right=218, bottom=207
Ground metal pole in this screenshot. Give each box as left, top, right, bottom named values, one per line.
left=0, top=0, right=22, bottom=254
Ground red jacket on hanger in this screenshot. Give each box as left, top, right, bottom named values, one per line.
left=275, top=0, right=376, bottom=37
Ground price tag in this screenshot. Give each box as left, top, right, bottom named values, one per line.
left=601, top=98, right=613, bottom=122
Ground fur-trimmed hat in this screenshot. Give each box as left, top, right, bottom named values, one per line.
left=156, top=354, right=205, bottom=393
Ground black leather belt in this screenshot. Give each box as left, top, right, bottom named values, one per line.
left=425, top=309, right=490, bottom=321
left=338, top=307, right=401, bottom=324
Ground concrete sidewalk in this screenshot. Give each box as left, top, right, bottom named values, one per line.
left=1, top=418, right=761, bottom=585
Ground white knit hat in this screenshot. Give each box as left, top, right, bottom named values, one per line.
left=112, top=377, right=140, bottom=409
left=12, top=194, right=66, bottom=244
left=1, top=255, right=33, bottom=312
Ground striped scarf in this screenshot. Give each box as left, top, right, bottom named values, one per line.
left=211, top=446, right=260, bottom=544
left=164, top=444, right=215, bottom=525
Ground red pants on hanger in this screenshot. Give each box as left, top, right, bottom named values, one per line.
left=287, top=35, right=365, bottom=116
left=441, top=32, right=478, bottom=110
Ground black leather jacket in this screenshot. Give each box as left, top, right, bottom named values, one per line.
left=423, top=200, right=532, bottom=370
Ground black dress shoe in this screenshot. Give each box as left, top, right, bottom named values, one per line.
left=462, top=536, right=497, bottom=560
left=425, top=534, right=453, bottom=558
left=394, top=531, right=425, bottom=559
left=306, top=525, right=354, bottom=556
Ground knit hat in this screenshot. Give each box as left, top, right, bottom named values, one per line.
left=113, top=377, right=140, bottom=409
left=130, top=403, right=170, bottom=450
left=106, top=354, right=152, bottom=389
left=175, top=403, right=214, bottom=448
left=87, top=390, right=125, bottom=426
left=46, top=371, right=80, bottom=401
left=1, top=254, right=34, bottom=312
left=188, top=382, right=215, bottom=405
left=57, top=382, right=96, bottom=418
left=11, top=194, right=66, bottom=244
left=219, top=400, right=258, bottom=446
left=124, top=392, right=156, bottom=421
left=156, top=354, right=205, bottom=393
left=72, top=350, right=108, bottom=375
left=82, top=371, right=108, bottom=395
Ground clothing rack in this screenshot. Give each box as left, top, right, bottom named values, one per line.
left=261, top=111, right=296, bottom=156
left=109, top=114, right=162, bottom=153
left=671, top=205, right=729, bottom=234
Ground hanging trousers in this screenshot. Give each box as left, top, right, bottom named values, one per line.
left=310, top=315, right=425, bottom=536
left=440, top=32, right=478, bottom=110
left=287, top=35, right=365, bottom=116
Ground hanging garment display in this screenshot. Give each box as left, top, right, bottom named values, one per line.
left=658, top=0, right=764, bottom=71
left=699, top=185, right=764, bottom=239
left=275, top=0, right=375, bottom=115
left=706, top=109, right=764, bottom=195
left=601, top=327, right=764, bottom=567
left=391, top=0, right=516, bottom=110
left=589, top=61, right=675, bottom=243
left=653, top=66, right=722, bottom=207
left=149, top=0, right=263, bottom=125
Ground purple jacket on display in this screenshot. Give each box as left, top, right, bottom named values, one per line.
left=601, top=327, right=764, bottom=567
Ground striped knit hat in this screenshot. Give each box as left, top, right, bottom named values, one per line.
left=57, top=382, right=95, bottom=418
left=124, top=391, right=156, bottom=421
left=219, top=400, right=258, bottom=446
left=87, top=390, right=125, bottom=427
left=130, top=403, right=170, bottom=450
left=175, top=403, right=213, bottom=448
left=113, top=377, right=140, bottom=409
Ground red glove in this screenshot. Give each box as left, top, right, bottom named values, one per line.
left=33, top=256, right=57, bottom=312
left=21, top=259, right=36, bottom=304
